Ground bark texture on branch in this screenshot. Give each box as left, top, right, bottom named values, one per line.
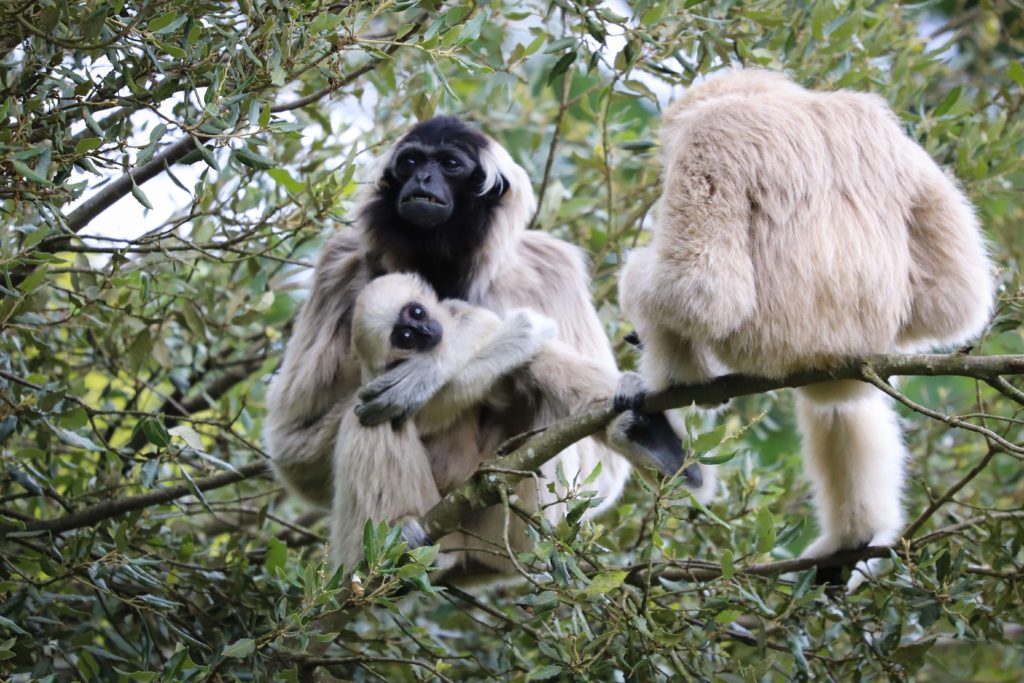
left=420, top=353, right=1024, bottom=542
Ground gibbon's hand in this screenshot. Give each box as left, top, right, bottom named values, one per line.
left=613, top=371, right=647, bottom=412
left=606, top=410, right=700, bottom=485
left=356, top=357, right=449, bottom=426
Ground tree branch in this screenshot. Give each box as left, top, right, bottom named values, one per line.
left=65, top=135, right=201, bottom=234
left=0, top=461, right=271, bottom=538
left=419, top=353, right=1024, bottom=542
left=7, top=353, right=1023, bottom=542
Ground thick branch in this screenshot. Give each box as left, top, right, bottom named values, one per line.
left=65, top=135, right=200, bottom=234
left=0, top=461, right=271, bottom=537
left=420, top=353, right=1024, bottom=542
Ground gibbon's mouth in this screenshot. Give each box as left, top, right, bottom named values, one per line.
left=402, top=193, right=449, bottom=207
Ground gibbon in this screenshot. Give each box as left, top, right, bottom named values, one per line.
left=618, top=70, right=994, bottom=570
left=332, top=273, right=702, bottom=570
left=264, top=117, right=712, bottom=575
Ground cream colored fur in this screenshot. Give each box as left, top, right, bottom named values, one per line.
left=332, top=273, right=557, bottom=569
left=619, top=69, right=995, bottom=570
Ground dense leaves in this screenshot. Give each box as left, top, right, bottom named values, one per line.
left=1, top=0, right=1023, bottom=680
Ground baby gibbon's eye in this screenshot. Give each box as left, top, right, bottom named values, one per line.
left=408, top=304, right=427, bottom=321
left=394, top=327, right=416, bottom=349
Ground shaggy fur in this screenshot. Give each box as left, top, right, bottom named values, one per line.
left=619, top=69, right=994, bottom=572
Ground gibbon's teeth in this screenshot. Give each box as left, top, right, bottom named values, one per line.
left=405, top=193, right=444, bottom=205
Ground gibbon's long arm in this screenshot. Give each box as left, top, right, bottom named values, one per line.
left=355, top=305, right=555, bottom=428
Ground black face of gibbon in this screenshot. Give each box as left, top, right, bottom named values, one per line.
left=361, top=117, right=509, bottom=299
left=390, top=301, right=443, bottom=352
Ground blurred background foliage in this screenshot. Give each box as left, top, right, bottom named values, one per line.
left=1, top=0, right=1023, bottom=680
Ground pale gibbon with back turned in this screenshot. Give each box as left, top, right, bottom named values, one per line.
left=263, top=117, right=713, bottom=576
left=331, top=273, right=702, bottom=571
left=618, top=69, right=995, bottom=574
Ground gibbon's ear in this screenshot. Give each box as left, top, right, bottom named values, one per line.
left=485, top=173, right=509, bottom=200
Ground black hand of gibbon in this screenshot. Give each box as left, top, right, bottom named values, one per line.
left=624, top=412, right=703, bottom=488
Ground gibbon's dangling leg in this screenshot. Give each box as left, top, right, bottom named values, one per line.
left=618, top=69, right=994, bottom=585
left=330, top=410, right=445, bottom=571
left=796, top=381, right=908, bottom=585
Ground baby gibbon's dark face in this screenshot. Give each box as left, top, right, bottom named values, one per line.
left=390, top=302, right=443, bottom=352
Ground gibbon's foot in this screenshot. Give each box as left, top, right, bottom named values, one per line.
left=613, top=371, right=647, bottom=412
left=607, top=411, right=701, bottom=487
left=803, top=533, right=896, bottom=590
left=400, top=517, right=433, bottom=550
left=812, top=540, right=871, bottom=587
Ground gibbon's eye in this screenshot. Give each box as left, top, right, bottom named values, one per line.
left=408, top=304, right=426, bottom=321
left=396, top=154, right=418, bottom=170
left=394, top=327, right=416, bottom=350
left=442, top=157, right=461, bottom=172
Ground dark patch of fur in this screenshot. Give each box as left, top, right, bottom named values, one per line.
left=361, top=117, right=507, bottom=299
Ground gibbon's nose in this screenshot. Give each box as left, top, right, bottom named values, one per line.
left=418, top=319, right=443, bottom=351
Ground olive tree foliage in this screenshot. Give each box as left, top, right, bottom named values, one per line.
left=1, top=0, right=1023, bottom=680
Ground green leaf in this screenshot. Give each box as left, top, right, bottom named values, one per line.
left=310, top=12, right=343, bottom=34
left=714, top=609, right=743, bottom=624
left=113, top=671, right=159, bottom=682
left=721, top=549, right=735, bottom=580
left=0, top=416, right=16, bottom=444
left=149, top=11, right=178, bottom=32
left=268, top=167, right=303, bottom=193
left=1008, top=61, right=1024, bottom=87
left=234, top=147, right=277, bottom=170
left=50, top=424, right=103, bottom=451
left=0, top=615, right=27, bottom=635
left=619, top=140, right=657, bottom=152
left=697, top=448, right=740, bottom=465
left=154, top=39, right=186, bottom=59
left=690, top=495, right=729, bottom=528
left=755, top=508, right=776, bottom=553
left=265, top=537, right=287, bottom=575
left=692, top=423, right=728, bottom=451
left=11, top=159, right=50, bottom=185
left=140, top=418, right=171, bottom=448
left=131, top=184, right=153, bottom=210
left=168, top=425, right=204, bottom=451
left=193, top=140, right=219, bottom=170
left=221, top=638, right=255, bottom=659
left=933, top=86, right=962, bottom=117
left=547, top=50, right=577, bottom=85
left=75, top=137, right=103, bottom=154
left=582, top=570, right=628, bottom=597
left=527, top=664, right=563, bottom=681
left=544, top=37, right=576, bottom=53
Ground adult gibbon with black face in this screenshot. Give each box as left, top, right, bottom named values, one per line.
left=264, top=117, right=712, bottom=574
left=331, top=273, right=700, bottom=570
left=618, top=70, right=995, bottom=577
